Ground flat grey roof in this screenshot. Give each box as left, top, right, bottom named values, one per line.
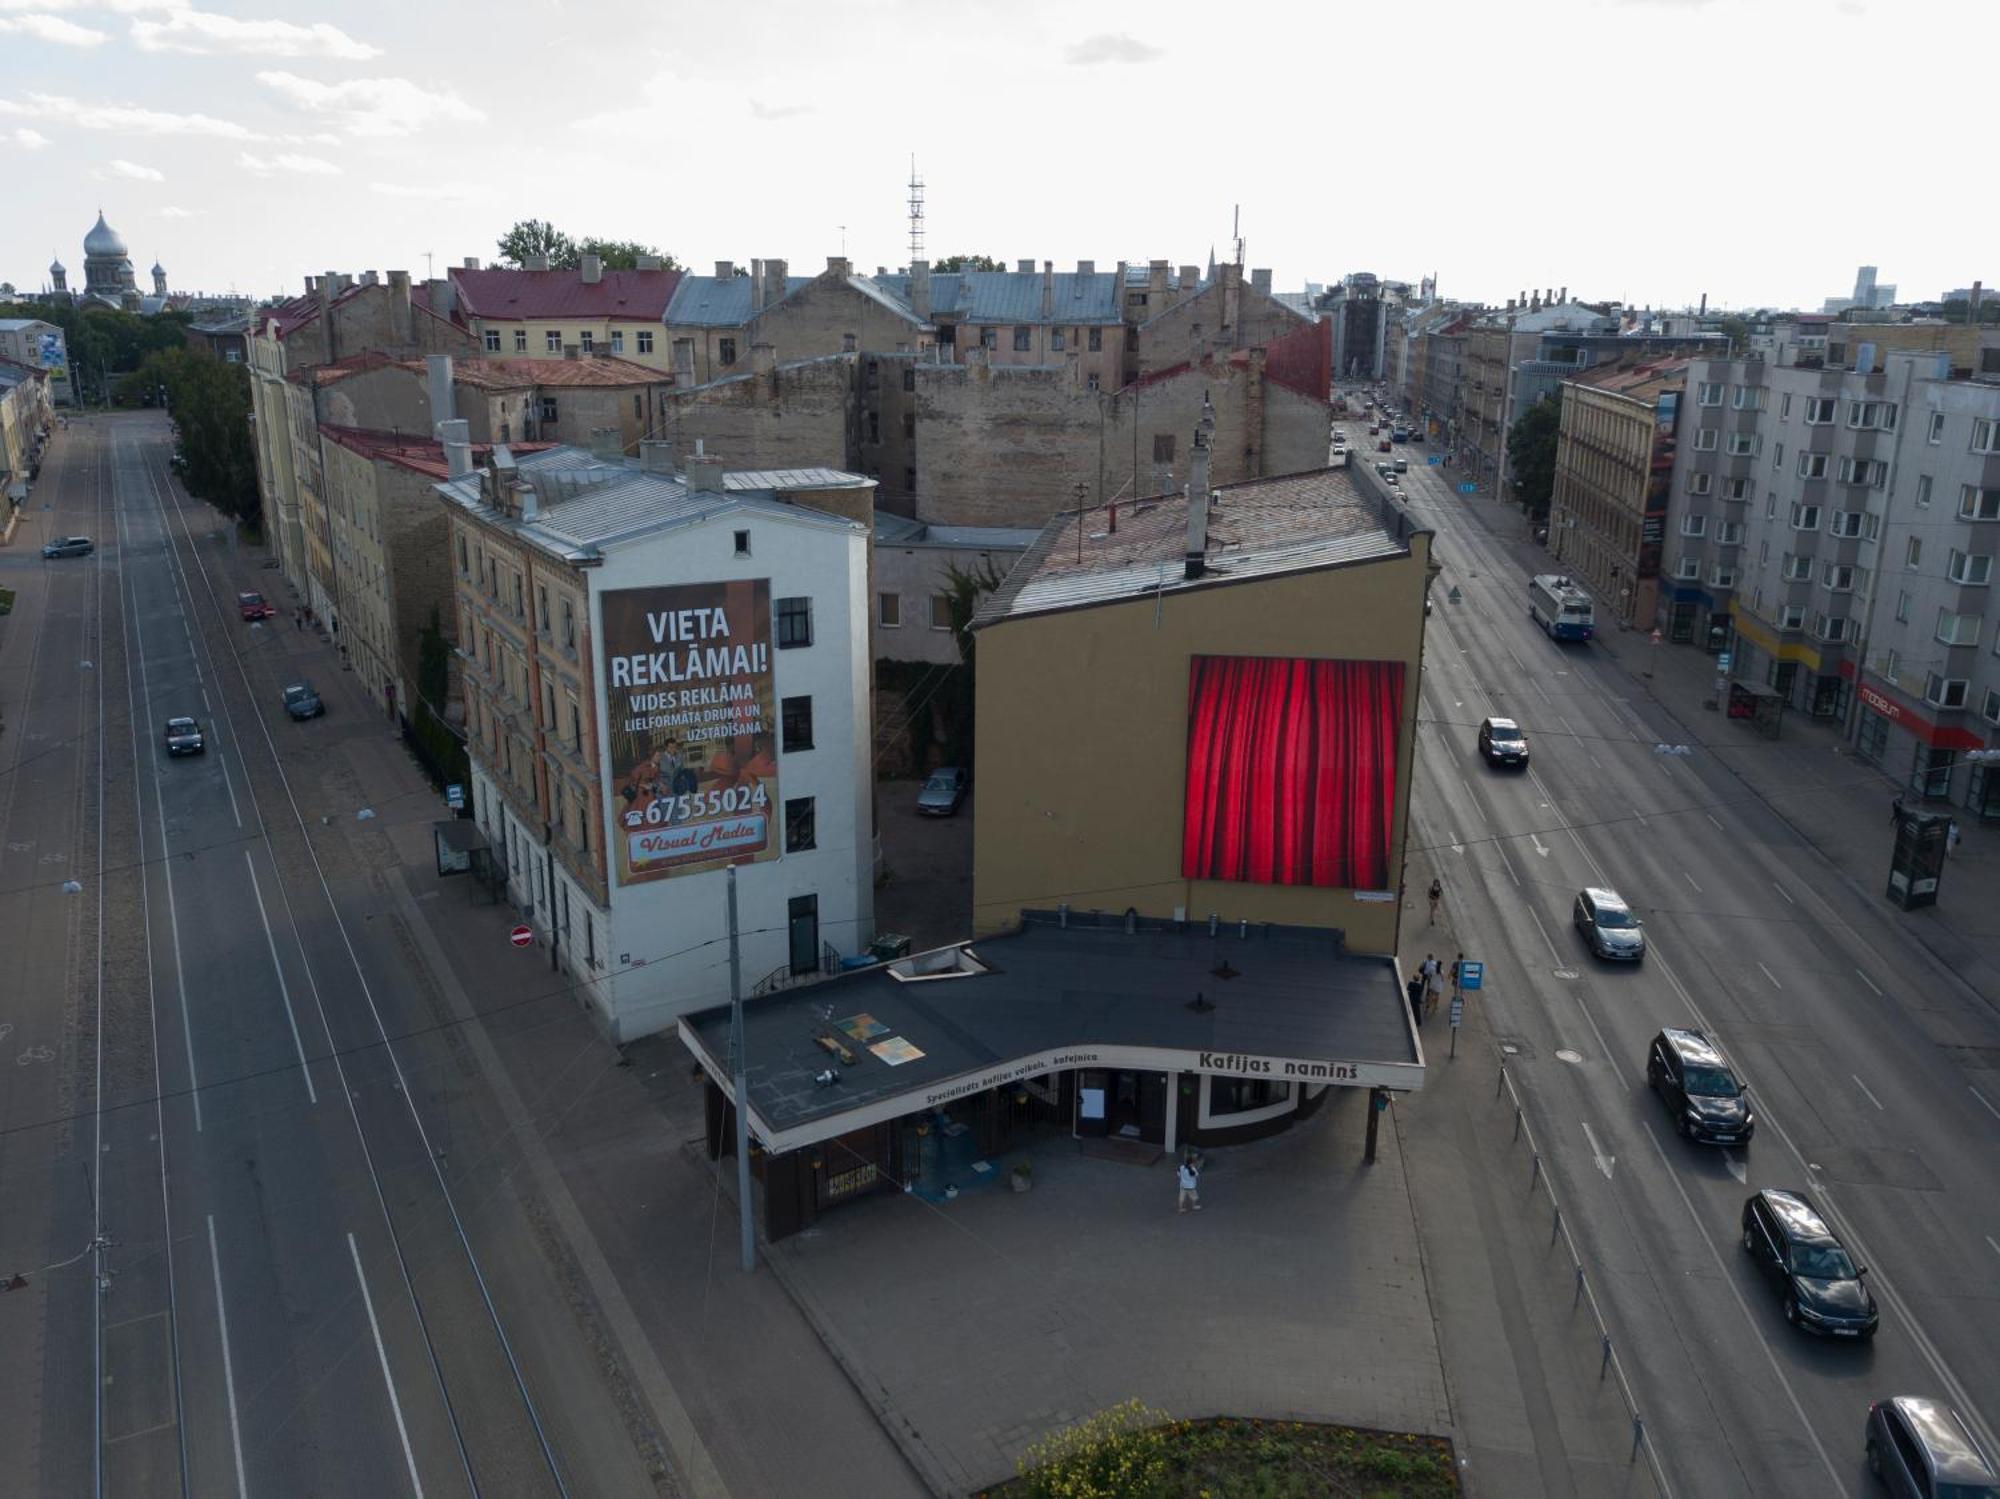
left=679, top=910, right=1423, bottom=1152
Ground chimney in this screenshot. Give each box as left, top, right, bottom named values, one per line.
left=316, top=272, right=336, bottom=360
left=581, top=253, right=603, bottom=285
left=425, top=354, right=454, bottom=425
left=438, top=419, right=473, bottom=479
left=1185, top=412, right=1214, bottom=581
left=1699, top=291, right=1708, bottom=315
left=1972, top=281, right=1984, bottom=321
left=639, top=439, right=676, bottom=473
left=637, top=254, right=662, bottom=271
left=686, top=440, right=726, bottom=496
left=751, top=342, right=776, bottom=375
left=1016, top=258, right=1034, bottom=274
left=359, top=270, right=379, bottom=287
left=588, top=426, right=623, bottom=462
left=1251, top=268, right=1272, bottom=296
left=749, top=258, right=765, bottom=313
left=525, top=254, right=551, bottom=272
left=490, top=446, right=519, bottom=514
left=1559, top=285, right=1568, bottom=303
left=909, top=258, right=931, bottom=319
left=1077, top=259, right=1095, bottom=276
left=765, top=257, right=788, bottom=310
left=715, top=260, right=734, bottom=280
left=1041, top=260, right=1054, bottom=318
left=1530, top=291, right=1542, bottom=311
left=672, top=338, right=695, bottom=384
left=428, top=275, right=457, bottom=320
left=1149, top=259, right=1169, bottom=293
left=387, top=269, right=412, bottom=343
left=826, top=255, right=852, bottom=278
left=1506, top=298, right=1516, bottom=312
left=1115, top=261, right=1128, bottom=302
left=1179, top=265, right=1198, bottom=290
left=462, top=257, right=481, bottom=271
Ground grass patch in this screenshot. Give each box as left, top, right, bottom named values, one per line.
left=0, top=585, right=14, bottom=616
left=983, top=1402, right=1458, bottom=1499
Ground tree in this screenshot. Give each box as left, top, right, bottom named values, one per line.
left=576, top=237, right=678, bottom=272
left=932, top=255, right=1002, bottom=273
left=1716, top=315, right=1752, bottom=355
left=495, top=219, right=577, bottom=269
left=124, top=348, right=260, bottom=532
left=935, top=557, right=1010, bottom=770
left=1507, top=393, right=1562, bottom=525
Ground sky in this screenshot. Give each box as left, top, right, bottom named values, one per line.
left=0, top=0, right=1985, bottom=312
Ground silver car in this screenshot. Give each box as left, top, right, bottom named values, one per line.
left=1866, top=1396, right=1998, bottom=1498
left=1574, top=886, right=1645, bottom=960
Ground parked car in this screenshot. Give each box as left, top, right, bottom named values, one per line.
left=917, top=767, right=969, bottom=816
left=1866, top=1397, right=1998, bottom=1498
left=237, top=590, right=277, bottom=621
left=1647, top=1027, right=1754, bottom=1145
left=43, top=535, right=92, bottom=559
left=1574, top=886, right=1645, bottom=960
left=1741, top=1189, right=1877, bottom=1338
left=1478, top=716, right=1529, bottom=767
left=1393, top=457, right=1409, bottom=473
left=163, top=716, right=205, bottom=756
left=282, top=681, right=324, bottom=720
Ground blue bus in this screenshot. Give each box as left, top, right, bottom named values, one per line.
left=1529, top=574, right=1594, bottom=641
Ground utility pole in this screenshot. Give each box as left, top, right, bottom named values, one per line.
left=727, top=866, right=754, bottom=1272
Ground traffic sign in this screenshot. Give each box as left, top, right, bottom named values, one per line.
left=1458, top=960, right=1484, bottom=990
left=1717, top=651, right=1733, bottom=671
left=1427, top=455, right=1442, bottom=466
left=1457, top=482, right=1477, bottom=494
left=1449, top=998, right=1464, bottom=1029
left=445, top=782, right=466, bottom=810
left=509, top=925, right=533, bottom=948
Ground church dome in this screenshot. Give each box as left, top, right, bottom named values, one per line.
left=51, top=256, right=66, bottom=275
left=84, top=211, right=127, bottom=258
left=151, top=261, right=165, bottom=276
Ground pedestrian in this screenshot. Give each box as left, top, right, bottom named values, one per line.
left=1451, top=953, right=1465, bottom=1001
left=294, top=607, right=303, bottom=632
left=1891, top=794, right=1904, bottom=825
left=1176, top=1154, right=1202, bottom=1213
left=1420, top=953, right=1443, bottom=1019
left=1948, top=818, right=1961, bottom=853
left=1407, top=973, right=1425, bottom=1027
left=1427, top=877, right=1443, bottom=924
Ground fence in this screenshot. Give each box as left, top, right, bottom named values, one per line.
left=1495, top=1055, right=1675, bottom=1497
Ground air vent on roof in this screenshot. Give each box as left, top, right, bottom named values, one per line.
left=885, top=946, right=991, bottom=982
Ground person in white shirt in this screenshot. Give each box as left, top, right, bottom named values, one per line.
left=1176, top=1157, right=1202, bottom=1213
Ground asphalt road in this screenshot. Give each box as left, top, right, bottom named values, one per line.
left=1342, top=403, right=2000, bottom=1496
left=2, top=413, right=666, bottom=1498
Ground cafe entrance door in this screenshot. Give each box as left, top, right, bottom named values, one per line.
left=1073, top=1068, right=1168, bottom=1143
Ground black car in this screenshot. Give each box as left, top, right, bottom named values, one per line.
left=163, top=716, right=206, bottom=756
left=282, top=681, right=324, bottom=720
left=1478, top=716, right=1529, bottom=767
left=1574, top=886, right=1645, bottom=960
left=1867, top=1397, right=1999, bottom=1498
left=1647, top=1027, right=1754, bottom=1145
left=1741, top=1189, right=1877, bottom=1337
left=43, top=535, right=92, bottom=559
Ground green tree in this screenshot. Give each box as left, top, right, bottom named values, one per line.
left=935, top=557, right=1009, bottom=770
left=1716, top=315, right=1752, bottom=355
left=123, top=348, right=260, bottom=532
left=417, top=605, right=451, bottom=711
left=495, top=218, right=577, bottom=268
left=932, top=254, right=1002, bottom=273
left=1507, top=393, right=1562, bottom=525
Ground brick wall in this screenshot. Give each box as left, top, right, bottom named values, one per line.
left=656, top=354, right=856, bottom=476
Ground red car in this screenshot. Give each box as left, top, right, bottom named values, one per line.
left=1378, top=438, right=1393, bottom=453
left=238, top=591, right=276, bottom=621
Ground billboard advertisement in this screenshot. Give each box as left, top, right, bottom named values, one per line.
left=36, top=330, right=67, bottom=375
left=1182, top=655, right=1404, bottom=890
left=602, top=581, right=778, bottom=886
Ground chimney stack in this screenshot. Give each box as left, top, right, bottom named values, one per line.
left=1184, top=395, right=1216, bottom=581
left=1559, top=284, right=1568, bottom=304
left=751, top=342, right=776, bottom=375
left=715, top=260, right=734, bottom=280
left=425, top=354, right=454, bottom=426
left=462, top=257, right=480, bottom=271
left=1017, top=258, right=1034, bottom=274
left=316, top=271, right=336, bottom=359
left=437, top=419, right=472, bottom=479
left=1699, top=291, right=1708, bottom=315
left=749, top=258, right=766, bottom=313
left=764, top=257, right=788, bottom=311
left=672, top=338, right=695, bottom=385
left=1179, top=265, right=1198, bottom=290
left=1077, top=259, right=1095, bottom=276
left=640, top=439, right=676, bottom=473
left=636, top=254, right=662, bottom=271
left=1149, top=259, right=1169, bottom=293
left=387, top=269, right=412, bottom=343
left=588, top=426, right=623, bottom=462
left=686, top=440, right=726, bottom=496
left=1251, top=268, right=1273, bottom=296
left=1041, top=260, right=1054, bottom=318
left=525, top=253, right=551, bottom=272
left=826, top=255, right=852, bottom=278
left=909, top=258, right=931, bottom=320
left=580, top=253, right=603, bottom=285
left=426, top=275, right=456, bottom=320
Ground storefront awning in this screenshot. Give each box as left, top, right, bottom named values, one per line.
left=679, top=910, right=1424, bottom=1154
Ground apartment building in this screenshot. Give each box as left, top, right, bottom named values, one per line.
left=450, top=256, right=681, bottom=372
left=0, top=358, right=54, bottom=536
left=439, top=441, right=878, bottom=1038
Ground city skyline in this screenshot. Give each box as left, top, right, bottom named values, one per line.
left=1, top=0, right=1983, bottom=311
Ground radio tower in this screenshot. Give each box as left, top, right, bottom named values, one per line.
left=907, top=154, right=926, bottom=268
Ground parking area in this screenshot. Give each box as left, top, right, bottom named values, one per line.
left=873, top=776, right=974, bottom=954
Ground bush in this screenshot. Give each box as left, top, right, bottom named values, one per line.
left=1014, top=1400, right=1171, bottom=1499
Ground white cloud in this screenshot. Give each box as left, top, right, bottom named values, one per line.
left=749, top=100, right=813, bottom=121
left=0, top=13, right=110, bottom=45
left=159, top=205, right=201, bottom=217
left=256, top=70, right=484, bottom=137
left=238, top=150, right=341, bottom=175
left=0, top=92, right=252, bottom=137
left=131, top=9, right=379, bottom=60
left=108, top=157, right=164, bottom=180
left=368, top=180, right=473, bottom=202
left=8, top=126, right=51, bottom=148
left=1064, top=33, right=1163, bottom=65
left=0, top=1, right=172, bottom=11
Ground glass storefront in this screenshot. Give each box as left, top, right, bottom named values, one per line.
left=1810, top=674, right=1847, bottom=720
left=1856, top=708, right=1889, bottom=764
left=1911, top=745, right=1957, bottom=800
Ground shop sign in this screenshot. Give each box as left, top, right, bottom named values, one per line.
left=1859, top=685, right=1903, bottom=724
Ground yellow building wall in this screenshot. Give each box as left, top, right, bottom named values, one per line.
left=972, top=545, right=1431, bottom=954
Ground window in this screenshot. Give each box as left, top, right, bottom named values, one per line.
left=1949, top=549, right=1992, bottom=585
left=512, top=573, right=524, bottom=617
left=1687, top=472, right=1712, bottom=496
left=1772, top=442, right=1784, bottom=470
left=902, top=367, right=916, bottom=392
left=1680, top=515, right=1707, bottom=537
left=1974, top=418, right=2000, bottom=455
left=1894, top=589, right=1910, bottom=622
left=1693, top=427, right=1719, bottom=451
left=1675, top=557, right=1699, bottom=580
left=1697, top=381, right=1724, bottom=406
left=1779, top=604, right=1805, bottom=628
left=1962, top=485, right=2000, bottom=521
left=878, top=591, right=901, bottom=627
left=1986, top=689, right=2000, bottom=726
left=1790, top=503, right=1821, bottom=531
left=483, top=329, right=501, bottom=352
left=1717, top=521, right=1744, bottom=544
left=1710, top=564, right=1736, bottom=587
left=1837, top=456, right=1886, bottom=487
left=1803, top=397, right=1836, bottom=425
left=1829, top=510, right=1864, bottom=538
left=568, top=699, right=581, bottom=748
left=929, top=594, right=952, bottom=631
left=1936, top=610, right=1981, bottom=647
left=1012, top=326, right=1032, bottom=352
left=1210, top=1077, right=1292, bottom=1115
left=610, top=330, right=624, bottom=353
left=534, top=396, right=558, bottom=424
left=1724, top=477, right=1753, bottom=501
left=637, top=330, right=654, bottom=355
left=1906, top=536, right=1923, bottom=568
left=512, top=328, right=527, bottom=352
left=579, top=330, right=594, bottom=353
left=1812, top=613, right=1848, bottom=642
left=1731, top=385, right=1762, bottom=411
left=456, top=535, right=469, bottom=575
left=543, top=680, right=556, bottom=730
left=1086, top=374, right=1101, bottom=392
left=785, top=796, right=817, bottom=853
left=1925, top=673, right=1969, bottom=708
left=1088, top=326, right=1102, bottom=352
left=1758, top=539, right=1770, bottom=564
left=1798, top=452, right=1827, bottom=479
left=1846, top=400, right=1896, bottom=430
left=1927, top=411, right=1945, bottom=444
left=733, top=529, right=751, bottom=557
left=776, top=595, right=813, bottom=649
left=867, top=411, right=880, bottom=443
left=537, top=584, right=550, bottom=631
left=1822, top=563, right=1857, bottom=591
left=979, top=326, right=998, bottom=350
left=545, top=330, right=563, bottom=353
left=718, top=337, right=737, bottom=366
left=903, top=466, right=915, bottom=490
left=1153, top=433, right=1177, bottom=465
left=902, top=411, right=915, bottom=439
left=1727, top=432, right=1756, bottom=456
left=1780, top=393, right=1793, bottom=419
left=781, top=695, right=813, bottom=751
left=1915, top=474, right=1933, bottom=507
left=1051, top=328, right=1066, bottom=351
left=560, top=598, right=574, bottom=648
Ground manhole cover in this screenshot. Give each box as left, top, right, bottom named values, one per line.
left=1556, top=1049, right=1584, bottom=1065
left=1552, top=968, right=1580, bottom=981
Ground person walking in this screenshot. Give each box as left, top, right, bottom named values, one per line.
left=1420, top=954, right=1443, bottom=1020
left=1407, top=972, right=1426, bottom=1027
left=1176, top=1154, right=1202, bottom=1213
left=1451, top=953, right=1465, bottom=1002
left=1427, top=877, right=1443, bottom=925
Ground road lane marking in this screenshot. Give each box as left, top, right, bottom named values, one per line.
left=207, top=1215, right=249, bottom=1498
left=1526, top=906, right=1564, bottom=965
left=1972, top=1087, right=2000, bottom=1122
left=1757, top=961, right=1782, bottom=989
left=1772, top=882, right=1795, bottom=905
left=1529, top=832, right=1550, bottom=858
left=1988, top=1236, right=2000, bottom=1260
left=1580, top=1120, right=1616, bottom=1179
left=349, top=1233, right=425, bottom=1499
left=244, top=849, right=316, bottom=1105
left=1705, top=812, right=1724, bottom=830
left=1852, top=1075, right=1884, bottom=1112
left=1857, top=969, right=1883, bottom=996
left=1495, top=844, right=1522, bottom=888
left=1683, top=871, right=1702, bottom=893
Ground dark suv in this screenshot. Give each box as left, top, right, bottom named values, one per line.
left=1479, top=716, right=1529, bottom=767
left=1741, top=1189, right=1877, bottom=1337
left=1866, top=1397, right=1998, bottom=1498
left=1647, top=1028, right=1754, bottom=1145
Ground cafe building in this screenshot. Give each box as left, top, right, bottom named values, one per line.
left=677, top=907, right=1423, bottom=1240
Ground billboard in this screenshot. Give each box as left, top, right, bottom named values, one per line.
left=36, top=331, right=67, bottom=375
left=1182, top=655, right=1404, bottom=890
left=602, top=581, right=778, bottom=886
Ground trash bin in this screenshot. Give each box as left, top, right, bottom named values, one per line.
left=870, top=933, right=912, bottom=962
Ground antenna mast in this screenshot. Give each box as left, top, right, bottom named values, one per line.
left=907, top=154, right=925, bottom=266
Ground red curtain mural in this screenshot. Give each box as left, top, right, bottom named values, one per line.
left=1182, top=656, right=1404, bottom=890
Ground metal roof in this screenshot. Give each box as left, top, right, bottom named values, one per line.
left=664, top=274, right=814, bottom=327
left=872, top=270, right=1125, bottom=325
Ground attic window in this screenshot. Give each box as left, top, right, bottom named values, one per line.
left=733, top=529, right=751, bottom=557
left=885, top=946, right=991, bottom=982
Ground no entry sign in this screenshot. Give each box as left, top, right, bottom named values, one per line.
left=509, top=925, right=533, bottom=948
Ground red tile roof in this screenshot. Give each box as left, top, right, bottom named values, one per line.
left=256, top=280, right=452, bottom=342
left=318, top=424, right=554, bottom=479
left=449, top=266, right=682, bottom=323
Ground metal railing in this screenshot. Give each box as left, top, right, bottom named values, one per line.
left=1495, top=1056, right=1675, bottom=1497
left=750, top=940, right=842, bottom=998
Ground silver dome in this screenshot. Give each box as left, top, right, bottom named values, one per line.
left=84, top=211, right=128, bottom=258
